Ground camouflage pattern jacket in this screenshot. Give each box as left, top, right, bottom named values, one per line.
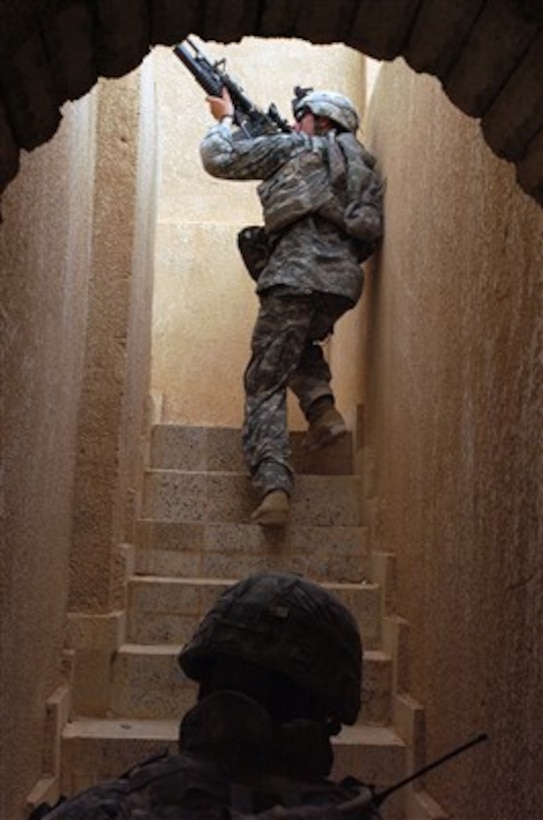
left=200, top=124, right=383, bottom=303
left=43, top=693, right=381, bottom=820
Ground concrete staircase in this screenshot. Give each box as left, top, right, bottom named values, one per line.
left=58, top=423, right=444, bottom=820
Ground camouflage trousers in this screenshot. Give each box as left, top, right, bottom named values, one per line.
left=242, top=288, right=352, bottom=499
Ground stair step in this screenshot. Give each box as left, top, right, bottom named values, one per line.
left=142, top=470, right=362, bottom=526
left=150, top=424, right=354, bottom=475
left=61, top=718, right=406, bottom=800
left=108, top=643, right=391, bottom=726
left=125, top=576, right=383, bottom=650
left=135, top=520, right=371, bottom=584
left=332, top=723, right=406, bottom=783
left=332, top=725, right=407, bottom=819
left=61, top=418, right=408, bottom=817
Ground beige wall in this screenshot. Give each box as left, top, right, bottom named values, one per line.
left=0, top=65, right=157, bottom=817
left=67, top=67, right=156, bottom=615
left=0, top=92, right=96, bottom=819
left=150, top=38, right=367, bottom=430
left=365, top=60, right=543, bottom=819
left=63, top=67, right=158, bottom=728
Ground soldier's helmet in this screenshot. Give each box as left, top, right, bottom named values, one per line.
left=178, top=571, right=362, bottom=725
left=293, top=89, right=360, bottom=133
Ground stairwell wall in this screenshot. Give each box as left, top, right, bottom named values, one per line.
left=67, top=67, right=155, bottom=614
left=0, top=65, right=157, bottom=818
left=363, top=59, right=543, bottom=820
left=0, top=91, right=97, bottom=819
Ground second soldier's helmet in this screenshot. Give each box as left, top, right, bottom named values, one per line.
left=178, top=571, right=362, bottom=725
left=292, top=88, right=360, bottom=133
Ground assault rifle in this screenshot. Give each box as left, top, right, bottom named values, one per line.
left=338, top=732, right=488, bottom=818
left=173, top=37, right=292, bottom=138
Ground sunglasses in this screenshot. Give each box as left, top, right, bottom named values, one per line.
left=294, top=107, right=310, bottom=122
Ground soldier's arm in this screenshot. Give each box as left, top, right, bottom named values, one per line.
left=231, top=798, right=380, bottom=820
left=343, top=170, right=384, bottom=244
left=199, top=120, right=307, bottom=181
left=42, top=781, right=127, bottom=819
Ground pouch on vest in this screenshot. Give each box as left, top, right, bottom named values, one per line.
left=237, top=225, right=272, bottom=281
left=334, top=133, right=384, bottom=245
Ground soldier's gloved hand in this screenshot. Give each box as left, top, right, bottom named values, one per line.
left=232, top=806, right=343, bottom=820
left=206, top=87, right=235, bottom=121
left=231, top=796, right=381, bottom=820
left=336, top=785, right=381, bottom=819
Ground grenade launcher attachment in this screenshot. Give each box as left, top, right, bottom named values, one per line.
left=173, top=37, right=292, bottom=138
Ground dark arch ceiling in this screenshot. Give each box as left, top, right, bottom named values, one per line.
left=1, top=0, right=542, bottom=205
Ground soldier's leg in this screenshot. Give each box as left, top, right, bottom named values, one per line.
left=242, top=290, right=315, bottom=520
left=288, top=340, right=334, bottom=420
left=288, top=293, right=353, bottom=451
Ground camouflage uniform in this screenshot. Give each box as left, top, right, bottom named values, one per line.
left=200, top=111, right=383, bottom=499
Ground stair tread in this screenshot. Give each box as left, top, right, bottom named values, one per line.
left=146, top=467, right=356, bottom=478
left=64, top=718, right=404, bottom=748
left=115, top=642, right=390, bottom=660
left=133, top=519, right=372, bottom=585
left=129, top=574, right=378, bottom=589
left=142, top=471, right=361, bottom=526
left=338, top=724, right=404, bottom=746
left=136, top=519, right=367, bottom=529
left=64, top=718, right=176, bottom=740
left=150, top=424, right=351, bottom=441
left=149, top=424, right=354, bottom=476
left=153, top=424, right=312, bottom=435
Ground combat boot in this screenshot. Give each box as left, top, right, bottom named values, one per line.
left=251, top=489, right=290, bottom=526
left=303, top=406, right=347, bottom=452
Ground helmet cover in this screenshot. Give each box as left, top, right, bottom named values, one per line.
left=178, top=571, right=362, bottom=725
left=293, top=89, right=360, bottom=133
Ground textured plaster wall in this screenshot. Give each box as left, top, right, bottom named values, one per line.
left=1, top=63, right=157, bottom=815
left=68, top=68, right=156, bottom=614
left=109, top=59, right=158, bottom=559
left=0, top=93, right=96, bottom=819
left=365, top=60, right=543, bottom=820
left=150, top=38, right=366, bottom=430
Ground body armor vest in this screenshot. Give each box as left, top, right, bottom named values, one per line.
left=257, top=145, right=335, bottom=234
